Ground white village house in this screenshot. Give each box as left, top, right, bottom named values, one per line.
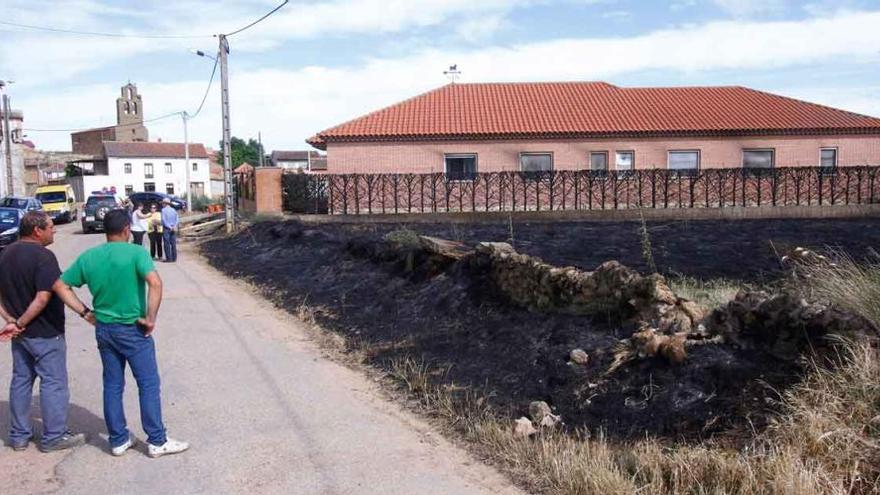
left=72, top=141, right=213, bottom=200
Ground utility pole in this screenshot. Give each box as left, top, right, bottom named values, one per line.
left=0, top=81, right=13, bottom=196
left=219, top=34, right=235, bottom=233
left=182, top=111, right=192, bottom=212
left=258, top=131, right=264, bottom=168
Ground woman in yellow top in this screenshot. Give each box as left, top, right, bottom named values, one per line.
left=146, top=203, right=164, bottom=260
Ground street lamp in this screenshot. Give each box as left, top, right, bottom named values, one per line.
left=190, top=49, right=217, bottom=61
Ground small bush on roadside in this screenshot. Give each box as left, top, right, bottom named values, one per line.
left=191, top=195, right=212, bottom=211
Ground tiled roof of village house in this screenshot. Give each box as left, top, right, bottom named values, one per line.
left=103, top=141, right=209, bottom=159
left=307, top=82, right=880, bottom=149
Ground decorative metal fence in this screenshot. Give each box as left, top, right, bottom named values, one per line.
left=281, top=166, right=880, bottom=215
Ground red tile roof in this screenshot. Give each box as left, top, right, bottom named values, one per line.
left=234, top=162, right=254, bottom=174
left=307, top=82, right=880, bottom=149
left=210, top=162, right=224, bottom=180
left=103, top=141, right=209, bottom=159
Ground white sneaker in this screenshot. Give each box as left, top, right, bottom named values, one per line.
left=147, top=438, right=189, bottom=458
left=111, top=435, right=137, bottom=457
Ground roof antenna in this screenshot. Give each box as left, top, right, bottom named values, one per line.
left=443, top=64, right=461, bottom=83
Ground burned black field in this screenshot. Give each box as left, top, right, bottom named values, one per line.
left=202, top=217, right=879, bottom=441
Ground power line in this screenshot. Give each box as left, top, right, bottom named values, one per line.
left=23, top=111, right=182, bottom=132
left=189, top=54, right=219, bottom=119
left=24, top=52, right=218, bottom=133
left=1, top=0, right=290, bottom=40
left=226, top=0, right=289, bottom=37
left=0, top=20, right=210, bottom=39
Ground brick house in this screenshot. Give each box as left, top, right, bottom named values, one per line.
left=307, top=82, right=880, bottom=177
left=269, top=150, right=327, bottom=172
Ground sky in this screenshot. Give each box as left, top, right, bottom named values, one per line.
left=2, top=0, right=880, bottom=153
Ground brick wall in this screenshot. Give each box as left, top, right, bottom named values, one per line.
left=71, top=128, right=116, bottom=155
left=325, top=135, right=880, bottom=174
left=240, top=167, right=283, bottom=214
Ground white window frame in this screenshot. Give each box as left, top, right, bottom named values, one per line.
left=820, top=147, right=838, bottom=166
left=144, top=163, right=154, bottom=179
left=741, top=148, right=775, bottom=175
left=165, top=162, right=173, bottom=174
left=443, top=153, right=478, bottom=181
left=519, top=152, right=554, bottom=173
left=615, top=150, right=635, bottom=172
left=124, top=163, right=132, bottom=174
left=667, top=150, right=701, bottom=175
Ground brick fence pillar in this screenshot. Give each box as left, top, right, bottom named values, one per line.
left=254, top=167, right=283, bottom=214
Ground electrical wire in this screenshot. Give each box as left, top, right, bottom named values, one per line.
left=189, top=54, right=219, bottom=119
left=23, top=111, right=182, bottom=132
left=1, top=0, right=289, bottom=40
left=225, top=0, right=289, bottom=37
left=0, top=20, right=210, bottom=39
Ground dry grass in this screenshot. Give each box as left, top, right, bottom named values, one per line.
left=796, top=250, right=880, bottom=326
left=384, top=259, right=880, bottom=495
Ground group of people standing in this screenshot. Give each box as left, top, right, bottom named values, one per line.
left=127, top=198, right=179, bottom=262
left=0, top=209, right=188, bottom=457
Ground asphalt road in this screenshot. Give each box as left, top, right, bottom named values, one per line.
left=0, top=222, right=523, bottom=495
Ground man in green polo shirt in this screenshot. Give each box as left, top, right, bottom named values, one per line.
left=54, top=209, right=188, bottom=458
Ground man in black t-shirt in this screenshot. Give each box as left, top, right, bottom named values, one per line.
left=0, top=211, right=87, bottom=452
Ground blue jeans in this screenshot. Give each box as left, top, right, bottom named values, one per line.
left=162, top=229, right=177, bottom=262
left=95, top=322, right=167, bottom=447
left=9, top=335, right=70, bottom=447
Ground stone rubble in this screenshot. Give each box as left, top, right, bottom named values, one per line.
left=569, top=348, right=590, bottom=366
left=513, top=417, right=537, bottom=438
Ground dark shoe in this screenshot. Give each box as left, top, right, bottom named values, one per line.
left=39, top=432, right=86, bottom=453
left=10, top=439, right=29, bottom=451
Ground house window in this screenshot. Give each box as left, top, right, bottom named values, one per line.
left=190, top=182, right=205, bottom=197
left=144, top=182, right=156, bottom=192
left=165, top=162, right=173, bottom=174
left=144, top=163, right=154, bottom=179
left=820, top=148, right=838, bottom=175
left=124, top=163, right=132, bottom=174
left=444, top=154, right=477, bottom=181
left=192, top=162, right=198, bottom=172
left=589, top=152, right=608, bottom=177
left=668, top=151, right=700, bottom=176
left=615, top=151, right=634, bottom=172
left=742, top=149, right=774, bottom=174
left=124, top=185, right=133, bottom=196
left=520, top=153, right=553, bottom=173
left=166, top=183, right=175, bottom=195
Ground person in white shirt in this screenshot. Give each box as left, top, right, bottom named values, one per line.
left=130, top=203, right=149, bottom=247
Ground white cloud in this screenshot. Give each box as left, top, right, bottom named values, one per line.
left=16, top=9, right=880, bottom=153
left=711, top=0, right=786, bottom=16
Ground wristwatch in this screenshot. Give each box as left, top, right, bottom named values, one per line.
left=80, top=306, right=93, bottom=319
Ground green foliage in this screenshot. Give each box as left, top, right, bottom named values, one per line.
left=217, top=137, right=264, bottom=168
left=65, top=163, right=82, bottom=177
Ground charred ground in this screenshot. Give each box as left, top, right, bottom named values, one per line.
left=201, top=217, right=878, bottom=441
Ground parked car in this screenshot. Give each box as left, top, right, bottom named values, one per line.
left=35, top=184, right=79, bottom=223
left=0, top=196, right=43, bottom=212
left=0, top=207, right=24, bottom=250
left=127, top=191, right=187, bottom=210
left=82, top=193, right=123, bottom=234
